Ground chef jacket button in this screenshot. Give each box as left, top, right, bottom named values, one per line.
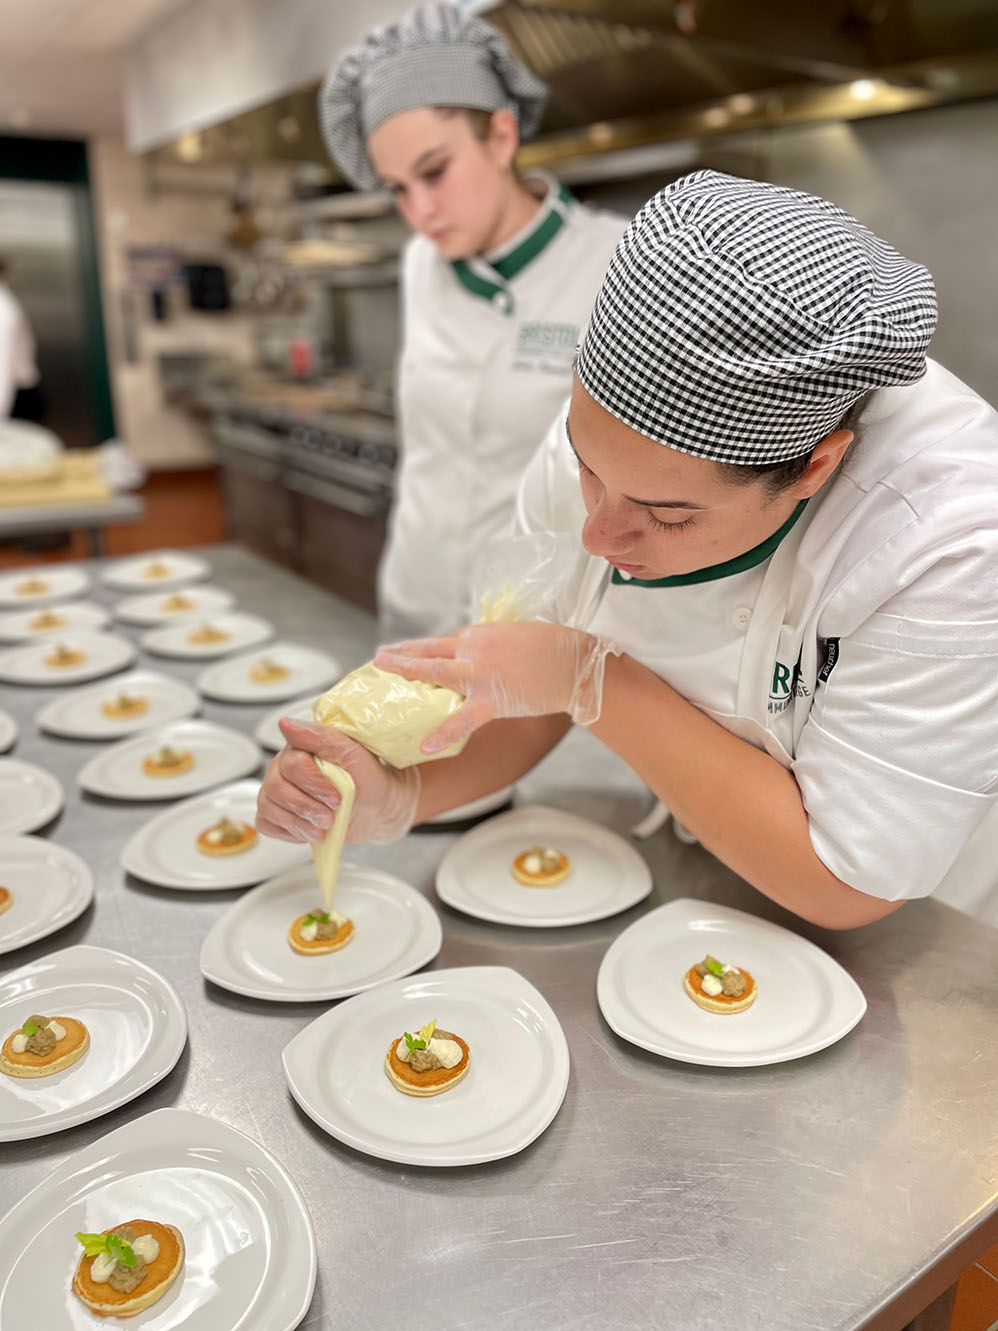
left=732, top=606, right=752, bottom=630
left=491, top=290, right=511, bottom=313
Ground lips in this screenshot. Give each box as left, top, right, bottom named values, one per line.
left=609, top=560, right=645, bottom=575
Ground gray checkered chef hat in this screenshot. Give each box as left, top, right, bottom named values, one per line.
left=319, top=2, right=548, bottom=192
left=577, top=170, right=938, bottom=463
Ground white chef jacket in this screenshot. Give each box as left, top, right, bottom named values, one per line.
left=0, top=281, right=39, bottom=418
left=517, top=359, right=998, bottom=915
left=379, top=175, right=626, bottom=639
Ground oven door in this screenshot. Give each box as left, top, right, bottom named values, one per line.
left=284, top=468, right=388, bottom=612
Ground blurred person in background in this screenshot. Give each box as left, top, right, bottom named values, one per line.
left=320, top=1, right=627, bottom=640
left=0, top=258, right=42, bottom=423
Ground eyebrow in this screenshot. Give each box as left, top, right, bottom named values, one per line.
left=565, top=415, right=706, bottom=511
left=382, top=145, right=449, bottom=187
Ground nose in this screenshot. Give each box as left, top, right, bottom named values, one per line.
left=581, top=499, right=641, bottom=560
left=402, top=183, right=437, bottom=232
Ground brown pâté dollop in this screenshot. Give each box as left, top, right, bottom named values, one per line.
left=107, top=1226, right=148, bottom=1295
left=24, top=1015, right=56, bottom=1056
left=408, top=1029, right=457, bottom=1074
left=693, top=956, right=747, bottom=998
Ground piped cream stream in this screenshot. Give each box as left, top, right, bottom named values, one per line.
left=311, top=760, right=356, bottom=909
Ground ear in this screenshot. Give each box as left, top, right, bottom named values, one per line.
left=790, top=429, right=854, bottom=499
left=487, top=107, right=521, bottom=168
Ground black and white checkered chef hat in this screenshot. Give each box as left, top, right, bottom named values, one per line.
left=577, top=170, right=938, bottom=464
left=319, top=2, right=548, bottom=192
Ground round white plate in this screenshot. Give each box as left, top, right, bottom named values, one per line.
left=0, top=837, right=94, bottom=956
left=254, top=693, right=321, bottom=751
left=435, top=804, right=653, bottom=927
left=99, top=548, right=211, bottom=591
left=0, top=1106, right=317, bottom=1329
left=0, top=566, right=89, bottom=608
left=140, top=611, right=274, bottom=660
left=0, top=759, right=63, bottom=834
left=596, top=898, right=868, bottom=1068
left=78, top=720, right=262, bottom=801
left=112, top=583, right=236, bottom=626
left=200, top=862, right=443, bottom=1002
left=0, top=631, right=137, bottom=686
left=0, top=710, right=16, bottom=752
left=283, top=965, right=570, bottom=1167
left=424, top=785, right=516, bottom=825
left=35, top=669, right=201, bottom=740
left=0, top=944, right=187, bottom=1141
left=0, top=600, right=110, bottom=642
left=197, top=643, right=341, bottom=703
left=121, top=779, right=310, bottom=890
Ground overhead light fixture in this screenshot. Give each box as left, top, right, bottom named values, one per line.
left=175, top=131, right=203, bottom=162
left=702, top=106, right=730, bottom=129
left=726, top=94, right=755, bottom=115
left=849, top=79, right=879, bottom=101
left=588, top=121, right=615, bottom=145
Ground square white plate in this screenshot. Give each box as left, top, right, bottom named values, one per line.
left=112, top=584, right=235, bottom=626
left=99, top=549, right=210, bottom=592
left=0, top=631, right=137, bottom=686
left=36, top=670, right=201, bottom=740
left=141, top=611, right=274, bottom=660
left=0, top=759, right=63, bottom=834
left=435, top=803, right=653, bottom=927
left=0, top=601, right=110, bottom=642
left=0, top=1107, right=317, bottom=1330
left=78, top=720, right=262, bottom=801
left=0, top=836, right=94, bottom=956
left=282, top=965, right=570, bottom=1166
left=596, top=898, right=868, bottom=1067
left=197, top=643, right=341, bottom=703
left=0, top=566, right=89, bottom=608
left=0, top=710, right=16, bottom=752
left=0, top=944, right=187, bottom=1140
left=121, top=779, right=310, bottom=890
left=253, top=693, right=321, bottom=751
left=200, top=862, right=443, bottom=1002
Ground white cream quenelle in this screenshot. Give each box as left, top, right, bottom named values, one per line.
left=309, top=662, right=469, bottom=906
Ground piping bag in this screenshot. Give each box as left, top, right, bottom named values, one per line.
left=308, top=532, right=575, bottom=907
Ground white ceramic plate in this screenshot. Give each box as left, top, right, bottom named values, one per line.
left=113, top=584, right=236, bottom=626
left=0, top=1107, right=317, bottom=1330
left=121, top=779, right=310, bottom=890
left=200, top=862, right=443, bottom=1002
left=0, top=944, right=187, bottom=1141
left=253, top=693, right=320, bottom=751
left=78, top=720, right=262, bottom=801
left=35, top=669, right=201, bottom=741
left=0, top=710, right=16, bottom=752
left=596, top=898, right=868, bottom=1068
left=197, top=643, right=341, bottom=703
left=140, top=611, right=273, bottom=660
left=0, top=836, right=94, bottom=956
left=0, top=759, right=63, bottom=834
left=283, top=965, right=570, bottom=1167
left=0, top=600, right=110, bottom=642
left=0, top=566, right=89, bottom=608
left=99, top=548, right=210, bottom=592
left=0, top=631, right=137, bottom=686
left=435, top=804, right=653, bottom=927
left=424, top=785, right=516, bottom=825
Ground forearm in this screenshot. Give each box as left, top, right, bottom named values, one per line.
left=590, top=654, right=903, bottom=929
left=414, top=714, right=570, bottom=822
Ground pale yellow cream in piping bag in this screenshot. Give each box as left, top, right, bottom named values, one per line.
left=309, top=663, right=468, bottom=906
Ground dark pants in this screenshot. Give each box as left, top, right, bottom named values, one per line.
left=10, top=383, right=44, bottom=424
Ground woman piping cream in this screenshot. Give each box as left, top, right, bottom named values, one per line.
left=258, top=171, right=998, bottom=931
left=320, top=2, right=626, bottom=640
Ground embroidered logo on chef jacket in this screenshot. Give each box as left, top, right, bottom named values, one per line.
left=768, top=651, right=810, bottom=714
left=511, top=321, right=580, bottom=375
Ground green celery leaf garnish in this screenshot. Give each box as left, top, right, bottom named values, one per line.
left=21, top=1019, right=38, bottom=1037
left=705, top=959, right=725, bottom=977
left=106, top=1234, right=137, bottom=1268
left=75, top=1232, right=109, bottom=1257
left=403, top=1031, right=426, bottom=1052
left=303, top=911, right=329, bottom=927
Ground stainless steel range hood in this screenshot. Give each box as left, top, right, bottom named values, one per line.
left=147, top=0, right=998, bottom=179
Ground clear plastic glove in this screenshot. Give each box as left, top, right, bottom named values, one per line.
left=255, top=717, right=421, bottom=846
left=374, top=622, right=620, bottom=755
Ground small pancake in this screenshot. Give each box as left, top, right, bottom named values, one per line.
left=511, top=848, right=571, bottom=887
left=141, top=562, right=171, bottom=579
left=160, top=594, right=194, bottom=613
left=384, top=1031, right=470, bottom=1097
left=683, top=965, right=757, bottom=1014
left=249, top=659, right=290, bottom=683
left=288, top=913, right=355, bottom=954
left=15, top=578, right=49, bottom=596
left=196, top=820, right=258, bottom=857
left=29, top=611, right=64, bottom=631
left=72, top=1220, right=184, bottom=1318
left=0, top=886, right=12, bottom=915
left=45, top=645, right=85, bottom=668
left=1, top=1016, right=90, bottom=1078
left=187, top=624, right=228, bottom=645
left=142, top=749, right=194, bottom=778
left=101, top=694, right=149, bottom=719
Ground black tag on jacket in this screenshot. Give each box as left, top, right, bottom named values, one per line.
left=818, top=638, right=841, bottom=684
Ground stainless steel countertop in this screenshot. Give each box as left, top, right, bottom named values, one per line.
left=2, top=543, right=996, bottom=1331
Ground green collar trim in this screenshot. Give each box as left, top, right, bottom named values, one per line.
left=611, top=500, right=809, bottom=588
left=450, top=185, right=573, bottom=314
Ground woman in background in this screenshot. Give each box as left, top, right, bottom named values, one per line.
left=320, top=1, right=626, bottom=640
